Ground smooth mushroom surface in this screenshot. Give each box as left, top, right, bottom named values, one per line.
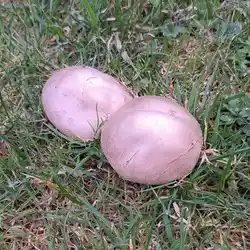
left=42, top=66, right=133, bottom=141
left=101, top=96, right=203, bottom=185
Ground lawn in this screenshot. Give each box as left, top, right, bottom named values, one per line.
left=0, top=0, right=250, bottom=249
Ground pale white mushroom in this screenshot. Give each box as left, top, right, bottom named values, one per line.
left=101, top=96, right=203, bottom=185
left=41, top=66, right=133, bottom=141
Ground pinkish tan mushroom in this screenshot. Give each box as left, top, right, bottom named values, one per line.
left=42, top=66, right=133, bottom=141
left=101, top=96, right=203, bottom=185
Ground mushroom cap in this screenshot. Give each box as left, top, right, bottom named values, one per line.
left=41, top=66, right=133, bottom=141
left=101, top=96, right=203, bottom=185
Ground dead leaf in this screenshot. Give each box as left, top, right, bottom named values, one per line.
left=39, top=187, right=58, bottom=210
left=28, top=176, right=58, bottom=191
left=173, top=202, right=181, bottom=217
left=0, top=140, right=9, bottom=157
left=168, top=79, right=175, bottom=98
left=47, top=36, right=57, bottom=45
left=115, top=32, right=122, bottom=51
left=246, top=86, right=250, bottom=98
left=160, top=62, right=167, bottom=75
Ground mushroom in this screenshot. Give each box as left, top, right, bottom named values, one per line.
left=101, top=96, right=203, bottom=185
left=41, top=66, right=133, bottom=141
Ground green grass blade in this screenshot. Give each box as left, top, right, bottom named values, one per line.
left=80, top=0, right=99, bottom=31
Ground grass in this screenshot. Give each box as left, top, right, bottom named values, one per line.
left=0, top=0, right=250, bottom=249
